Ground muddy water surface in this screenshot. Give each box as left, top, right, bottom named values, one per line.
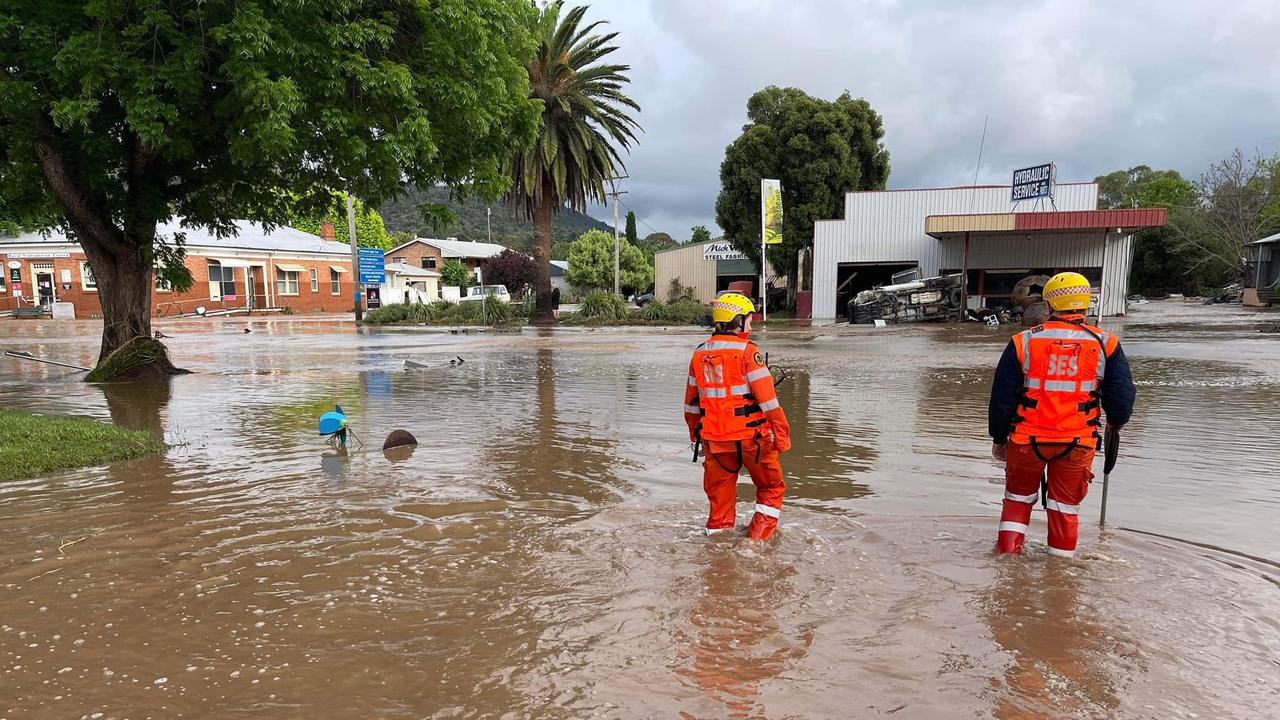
left=1, top=302, right=1277, bottom=719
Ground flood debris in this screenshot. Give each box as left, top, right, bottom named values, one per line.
left=4, top=350, right=92, bottom=372
left=382, top=430, right=418, bottom=451
left=84, top=337, right=187, bottom=382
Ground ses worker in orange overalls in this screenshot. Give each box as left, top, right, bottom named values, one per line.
left=988, top=272, right=1136, bottom=558
left=683, top=292, right=792, bottom=541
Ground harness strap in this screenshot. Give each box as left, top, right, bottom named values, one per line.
left=1029, top=437, right=1080, bottom=463
left=734, top=404, right=764, bottom=416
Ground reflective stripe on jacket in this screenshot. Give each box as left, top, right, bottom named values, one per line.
left=683, top=333, right=790, bottom=445
left=1009, top=317, right=1120, bottom=444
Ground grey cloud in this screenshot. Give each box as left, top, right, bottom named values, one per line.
left=578, top=0, right=1280, bottom=234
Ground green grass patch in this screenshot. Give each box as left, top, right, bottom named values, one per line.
left=361, top=297, right=525, bottom=326
left=0, top=408, right=167, bottom=482
left=562, top=298, right=710, bottom=327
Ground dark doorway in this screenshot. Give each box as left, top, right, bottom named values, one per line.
left=835, top=263, right=917, bottom=320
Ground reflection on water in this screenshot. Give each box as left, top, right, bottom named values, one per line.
left=0, top=303, right=1276, bottom=718
left=981, top=558, right=1128, bottom=719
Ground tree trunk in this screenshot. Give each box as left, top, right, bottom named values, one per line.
left=80, top=237, right=155, bottom=361
left=531, top=178, right=555, bottom=325
left=33, top=123, right=178, bottom=376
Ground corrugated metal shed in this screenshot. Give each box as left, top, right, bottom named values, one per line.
left=655, top=243, right=717, bottom=303
left=812, top=184, right=1110, bottom=318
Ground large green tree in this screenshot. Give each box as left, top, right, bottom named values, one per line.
left=690, top=225, right=712, bottom=245
left=505, top=2, right=641, bottom=324
left=0, top=0, right=538, bottom=372
left=289, top=192, right=392, bottom=250
left=566, top=228, right=651, bottom=295
left=715, top=86, right=889, bottom=303
left=624, top=210, right=638, bottom=245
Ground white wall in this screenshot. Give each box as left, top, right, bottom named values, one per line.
left=812, top=184, right=1099, bottom=318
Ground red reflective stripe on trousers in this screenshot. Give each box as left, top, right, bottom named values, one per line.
left=702, top=439, right=785, bottom=540
left=997, top=442, right=1094, bottom=554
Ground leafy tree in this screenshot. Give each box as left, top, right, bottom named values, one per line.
left=690, top=225, right=712, bottom=245
left=290, top=193, right=391, bottom=250
left=0, top=0, right=539, bottom=372
left=389, top=231, right=416, bottom=248
left=715, top=86, right=889, bottom=306
left=566, top=229, right=651, bottom=295
left=625, top=211, right=638, bottom=245
left=1095, top=165, right=1185, bottom=209
left=505, top=3, right=641, bottom=324
left=481, top=248, right=538, bottom=294
left=550, top=240, right=574, bottom=261
left=440, top=260, right=469, bottom=290
left=637, top=231, right=676, bottom=262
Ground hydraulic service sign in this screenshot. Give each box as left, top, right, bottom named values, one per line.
left=1011, top=163, right=1055, bottom=202
left=357, top=247, right=385, bottom=285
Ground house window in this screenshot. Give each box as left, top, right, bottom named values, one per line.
left=276, top=268, right=299, bottom=296
left=330, top=269, right=341, bottom=295
left=310, top=268, right=319, bottom=292
left=422, top=257, right=437, bottom=269
left=80, top=261, right=98, bottom=291
left=393, top=257, right=406, bottom=265
left=207, top=262, right=236, bottom=299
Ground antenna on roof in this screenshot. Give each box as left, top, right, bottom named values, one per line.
left=968, top=115, right=989, bottom=213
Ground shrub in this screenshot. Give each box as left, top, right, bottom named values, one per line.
left=579, top=290, right=628, bottom=321
left=667, top=278, right=696, bottom=303
left=362, top=297, right=524, bottom=326
left=635, top=298, right=706, bottom=325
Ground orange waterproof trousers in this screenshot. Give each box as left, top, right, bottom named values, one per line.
left=997, top=443, right=1094, bottom=558
left=702, top=437, right=785, bottom=540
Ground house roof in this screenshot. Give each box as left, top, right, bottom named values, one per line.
left=384, top=237, right=508, bottom=260
left=1249, top=231, right=1280, bottom=246
left=1, top=219, right=350, bottom=255
left=550, top=260, right=568, bottom=276
left=385, top=262, right=442, bottom=277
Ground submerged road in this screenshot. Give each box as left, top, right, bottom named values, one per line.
left=0, top=301, right=1277, bottom=719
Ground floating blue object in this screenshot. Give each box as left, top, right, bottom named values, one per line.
left=318, top=407, right=347, bottom=437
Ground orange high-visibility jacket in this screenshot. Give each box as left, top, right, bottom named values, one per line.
left=1010, top=317, right=1120, bottom=445
left=683, top=333, right=790, bottom=448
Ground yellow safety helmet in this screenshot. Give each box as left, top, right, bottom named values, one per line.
left=1043, top=272, right=1093, bottom=312
left=710, top=292, right=756, bottom=324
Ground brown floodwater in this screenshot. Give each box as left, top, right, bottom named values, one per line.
left=1, top=301, right=1277, bottom=719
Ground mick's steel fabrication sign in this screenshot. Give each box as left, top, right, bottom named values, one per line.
left=1011, top=163, right=1054, bottom=202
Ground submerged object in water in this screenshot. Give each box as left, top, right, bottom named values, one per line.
left=318, top=405, right=354, bottom=448
left=382, top=429, right=418, bottom=451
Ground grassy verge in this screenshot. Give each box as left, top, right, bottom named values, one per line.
left=361, top=297, right=526, bottom=326
left=561, top=293, right=709, bottom=327
left=0, top=409, right=167, bottom=482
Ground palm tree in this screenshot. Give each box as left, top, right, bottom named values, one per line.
left=508, top=2, right=641, bottom=323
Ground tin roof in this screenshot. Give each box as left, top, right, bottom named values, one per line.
left=385, top=237, right=508, bottom=259
left=2, top=219, right=351, bottom=255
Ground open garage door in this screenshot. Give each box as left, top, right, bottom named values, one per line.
left=835, top=262, right=917, bottom=321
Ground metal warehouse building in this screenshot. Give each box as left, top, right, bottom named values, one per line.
left=811, top=183, right=1166, bottom=320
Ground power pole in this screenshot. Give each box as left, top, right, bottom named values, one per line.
left=347, top=193, right=362, bottom=323
left=607, top=175, right=628, bottom=297
left=486, top=206, right=492, bottom=244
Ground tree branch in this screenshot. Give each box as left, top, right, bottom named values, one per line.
left=32, top=112, right=126, bottom=251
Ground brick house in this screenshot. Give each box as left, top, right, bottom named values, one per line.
left=1, top=220, right=355, bottom=318
left=384, top=237, right=508, bottom=279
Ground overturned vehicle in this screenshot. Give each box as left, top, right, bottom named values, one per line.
left=847, top=274, right=965, bottom=324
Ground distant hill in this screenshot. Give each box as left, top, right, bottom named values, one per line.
left=377, top=186, right=612, bottom=252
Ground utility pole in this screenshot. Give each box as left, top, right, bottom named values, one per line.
left=347, top=193, right=362, bottom=323
left=606, top=175, right=628, bottom=297
left=487, top=206, right=492, bottom=244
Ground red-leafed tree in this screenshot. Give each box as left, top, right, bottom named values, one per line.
left=481, top=248, right=539, bottom=295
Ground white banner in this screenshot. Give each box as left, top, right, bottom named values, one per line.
left=703, top=242, right=747, bottom=262
left=5, top=251, right=71, bottom=259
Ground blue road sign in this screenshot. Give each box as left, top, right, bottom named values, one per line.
left=358, top=247, right=385, bottom=285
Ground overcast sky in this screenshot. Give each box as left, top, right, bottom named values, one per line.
left=577, top=0, right=1280, bottom=238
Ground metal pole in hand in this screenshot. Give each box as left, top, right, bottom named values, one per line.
left=1100, top=424, right=1120, bottom=526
